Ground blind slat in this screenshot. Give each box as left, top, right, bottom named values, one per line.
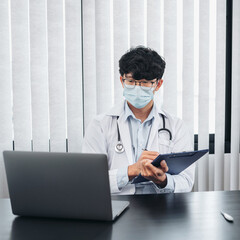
left=96, top=0, right=113, bottom=114
left=47, top=0, right=67, bottom=152
left=147, top=0, right=162, bottom=54
left=182, top=0, right=196, bottom=190
left=113, top=0, right=129, bottom=105
left=65, top=0, right=83, bottom=152
left=198, top=0, right=210, bottom=191
left=182, top=0, right=194, bottom=139
left=130, top=0, right=145, bottom=46
left=163, top=0, right=177, bottom=116
left=82, top=0, right=97, bottom=129
left=30, top=0, right=49, bottom=152
left=230, top=0, right=240, bottom=190
left=147, top=0, right=164, bottom=107
left=11, top=0, right=32, bottom=151
left=214, top=0, right=226, bottom=190
left=0, top=0, right=12, bottom=198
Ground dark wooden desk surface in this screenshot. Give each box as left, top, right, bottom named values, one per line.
left=0, top=191, right=240, bottom=240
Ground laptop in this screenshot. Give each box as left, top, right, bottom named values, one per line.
left=3, top=151, right=129, bottom=221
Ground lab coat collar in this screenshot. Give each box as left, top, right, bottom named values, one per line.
left=123, top=101, right=135, bottom=121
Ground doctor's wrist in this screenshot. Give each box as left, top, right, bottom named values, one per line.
left=128, top=164, right=140, bottom=181
left=155, top=174, right=168, bottom=188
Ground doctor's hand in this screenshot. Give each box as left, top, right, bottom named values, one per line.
left=128, top=151, right=159, bottom=181
left=140, top=159, right=169, bottom=188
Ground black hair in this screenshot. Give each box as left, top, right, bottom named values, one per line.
left=119, top=46, right=166, bottom=80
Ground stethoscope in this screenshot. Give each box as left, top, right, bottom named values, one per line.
left=115, top=114, right=172, bottom=153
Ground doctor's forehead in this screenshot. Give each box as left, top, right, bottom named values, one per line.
left=124, top=74, right=147, bottom=81
left=125, top=73, right=133, bottom=78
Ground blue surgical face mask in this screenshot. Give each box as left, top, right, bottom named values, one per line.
left=123, top=85, right=154, bottom=109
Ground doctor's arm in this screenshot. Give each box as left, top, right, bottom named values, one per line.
left=82, top=118, right=124, bottom=193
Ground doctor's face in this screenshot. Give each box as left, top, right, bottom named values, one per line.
left=120, top=74, right=164, bottom=109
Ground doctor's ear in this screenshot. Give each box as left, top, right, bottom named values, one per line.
left=155, top=79, right=163, bottom=91
left=120, top=76, right=124, bottom=88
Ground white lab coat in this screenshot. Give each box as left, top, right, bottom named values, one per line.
left=82, top=101, right=195, bottom=195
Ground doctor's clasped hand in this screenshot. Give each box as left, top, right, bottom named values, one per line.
left=128, top=151, right=169, bottom=188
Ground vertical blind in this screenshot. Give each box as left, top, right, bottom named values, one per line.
left=197, top=0, right=210, bottom=192
left=231, top=0, right=240, bottom=190
left=0, top=0, right=239, bottom=198
left=30, top=0, right=49, bottom=152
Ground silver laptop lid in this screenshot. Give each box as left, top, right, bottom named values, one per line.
left=3, top=151, right=113, bottom=221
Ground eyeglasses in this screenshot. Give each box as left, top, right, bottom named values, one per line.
left=122, top=78, right=158, bottom=91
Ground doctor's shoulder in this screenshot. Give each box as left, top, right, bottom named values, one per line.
left=85, top=112, right=115, bottom=135
left=85, top=101, right=123, bottom=135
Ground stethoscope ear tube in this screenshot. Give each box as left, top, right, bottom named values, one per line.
left=158, top=128, right=172, bottom=140
left=159, top=114, right=172, bottom=140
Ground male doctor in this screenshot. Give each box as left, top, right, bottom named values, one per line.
left=82, top=46, right=195, bottom=195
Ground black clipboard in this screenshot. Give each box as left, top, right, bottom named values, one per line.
left=132, top=149, right=209, bottom=184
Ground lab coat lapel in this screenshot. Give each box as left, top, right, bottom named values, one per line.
left=146, top=113, right=161, bottom=152
left=117, top=115, right=134, bottom=165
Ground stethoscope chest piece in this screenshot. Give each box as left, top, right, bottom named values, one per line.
left=115, top=142, right=125, bottom=153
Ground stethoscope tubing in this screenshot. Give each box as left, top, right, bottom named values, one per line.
left=115, top=114, right=172, bottom=153
left=115, top=118, right=125, bottom=153
left=158, top=114, right=172, bottom=140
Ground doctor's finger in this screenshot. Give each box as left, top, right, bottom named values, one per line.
left=142, top=151, right=159, bottom=156
left=141, top=155, right=156, bottom=162
left=139, top=159, right=151, bottom=169
left=141, top=164, right=149, bottom=177
left=138, top=155, right=155, bottom=162
left=144, top=163, right=163, bottom=179
left=142, top=159, right=154, bottom=168
left=144, top=161, right=161, bottom=174
left=141, top=161, right=152, bottom=173
left=142, top=152, right=159, bottom=159
left=160, top=160, right=169, bottom=172
left=142, top=165, right=156, bottom=179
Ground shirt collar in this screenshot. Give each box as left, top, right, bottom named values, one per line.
left=123, top=101, right=156, bottom=122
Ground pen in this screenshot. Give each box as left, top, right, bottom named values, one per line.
left=221, top=211, right=234, bottom=222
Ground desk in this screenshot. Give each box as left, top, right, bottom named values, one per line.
left=0, top=191, right=239, bottom=240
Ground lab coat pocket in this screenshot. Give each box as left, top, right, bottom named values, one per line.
left=158, top=138, right=174, bottom=154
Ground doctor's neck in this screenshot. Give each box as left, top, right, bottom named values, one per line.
left=127, top=100, right=154, bottom=123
